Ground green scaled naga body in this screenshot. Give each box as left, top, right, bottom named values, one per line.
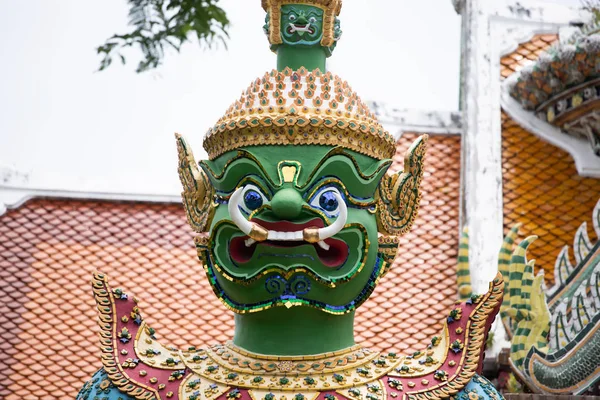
left=78, top=1, right=505, bottom=399
left=500, top=199, right=600, bottom=395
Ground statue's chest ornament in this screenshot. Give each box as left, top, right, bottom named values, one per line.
left=174, top=342, right=400, bottom=400
left=186, top=342, right=390, bottom=387
left=93, top=270, right=504, bottom=400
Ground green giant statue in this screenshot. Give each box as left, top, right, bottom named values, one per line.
left=77, top=1, right=505, bottom=399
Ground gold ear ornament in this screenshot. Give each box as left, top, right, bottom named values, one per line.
left=377, top=235, right=399, bottom=277
left=376, top=135, right=428, bottom=236
left=175, top=133, right=216, bottom=233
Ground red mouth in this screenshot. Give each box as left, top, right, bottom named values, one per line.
left=229, top=218, right=349, bottom=268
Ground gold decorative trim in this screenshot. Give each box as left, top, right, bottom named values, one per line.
left=249, top=389, right=320, bottom=400
left=279, top=161, right=301, bottom=184
left=202, top=69, right=395, bottom=161
left=134, top=321, right=186, bottom=371
left=336, top=378, right=387, bottom=400
left=181, top=342, right=402, bottom=392
left=179, top=372, right=229, bottom=400
left=92, top=271, right=161, bottom=400
left=221, top=342, right=370, bottom=370
left=176, top=133, right=216, bottom=233
left=404, top=273, right=504, bottom=400
left=387, top=324, right=450, bottom=380
left=377, top=236, right=398, bottom=277
left=376, top=135, right=428, bottom=236
left=204, top=124, right=394, bottom=162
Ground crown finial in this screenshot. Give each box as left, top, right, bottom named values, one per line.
left=262, top=0, right=343, bottom=71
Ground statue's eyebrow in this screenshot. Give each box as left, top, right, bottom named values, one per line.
left=297, top=148, right=391, bottom=199
left=200, top=147, right=390, bottom=198
left=298, top=149, right=390, bottom=188
left=200, top=150, right=279, bottom=192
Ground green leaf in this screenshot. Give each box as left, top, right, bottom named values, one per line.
left=96, top=0, right=231, bottom=73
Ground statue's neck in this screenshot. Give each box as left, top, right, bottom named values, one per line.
left=233, top=307, right=355, bottom=356
left=277, top=45, right=327, bottom=72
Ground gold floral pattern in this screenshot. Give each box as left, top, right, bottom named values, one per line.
left=202, top=68, right=395, bottom=160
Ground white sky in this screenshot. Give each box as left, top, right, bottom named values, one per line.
left=0, top=0, right=463, bottom=196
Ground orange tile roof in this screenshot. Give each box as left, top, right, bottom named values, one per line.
left=500, top=34, right=557, bottom=79
left=0, top=134, right=461, bottom=399
left=0, top=200, right=214, bottom=400
left=501, top=115, right=600, bottom=284
left=362, top=133, right=461, bottom=352
left=500, top=33, right=600, bottom=284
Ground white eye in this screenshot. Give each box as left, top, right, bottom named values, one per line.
left=237, top=184, right=269, bottom=215
left=309, top=187, right=343, bottom=217
left=289, top=14, right=296, bottom=21
left=309, top=17, right=317, bottom=24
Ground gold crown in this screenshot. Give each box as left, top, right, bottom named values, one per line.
left=261, top=0, right=342, bottom=47
left=202, top=67, right=396, bottom=160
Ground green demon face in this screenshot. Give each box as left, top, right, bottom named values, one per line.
left=280, top=5, right=324, bottom=46
left=263, top=4, right=341, bottom=56
left=197, top=145, right=392, bottom=314
left=176, top=132, right=426, bottom=315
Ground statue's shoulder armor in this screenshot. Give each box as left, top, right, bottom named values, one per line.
left=89, top=271, right=193, bottom=400
left=84, top=272, right=504, bottom=400
left=379, top=273, right=504, bottom=399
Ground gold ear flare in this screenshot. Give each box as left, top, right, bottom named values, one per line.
left=377, top=235, right=399, bottom=277
left=376, top=134, right=428, bottom=236
left=175, top=133, right=216, bottom=233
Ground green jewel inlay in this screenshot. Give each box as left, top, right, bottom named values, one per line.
left=304, top=377, right=315, bottom=385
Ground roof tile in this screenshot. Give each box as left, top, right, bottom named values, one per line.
left=501, top=116, right=600, bottom=283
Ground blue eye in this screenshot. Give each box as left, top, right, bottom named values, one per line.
left=244, top=190, right=263, bottom=210
left=319, top=191, right=339, bottom=212
left=309, top=187, right=343, bottom=217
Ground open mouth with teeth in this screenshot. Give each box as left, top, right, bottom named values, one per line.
left=230, top=218, right=349, bottom=268
left=287, top=24, right=316, bottom=35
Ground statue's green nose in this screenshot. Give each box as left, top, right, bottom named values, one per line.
left=297, top=13, right=308, bottom=25
left=271, top=188, right=303, bottom=220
